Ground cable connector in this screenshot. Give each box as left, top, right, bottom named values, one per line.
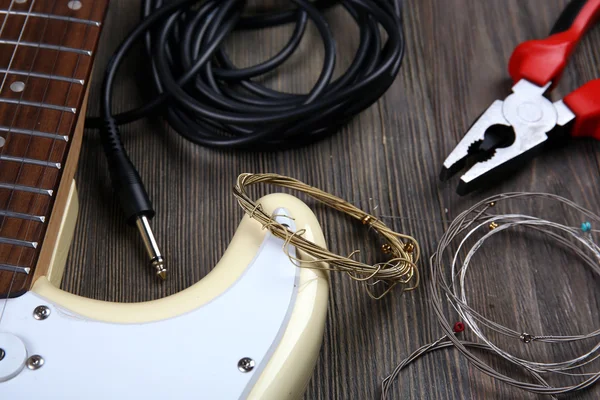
left=100, top=117, right=166, bottom=281
left=135, top=215, right=166, bottom=280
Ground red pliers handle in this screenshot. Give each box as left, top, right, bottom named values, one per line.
left=509, top=0, right=600, bottom=139
left=442, top=0, right=600, bottom=195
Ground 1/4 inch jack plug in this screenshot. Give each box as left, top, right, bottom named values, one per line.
left=100, top=117, right=166, bottom=281
left=136, top=215, right=166, bottom=280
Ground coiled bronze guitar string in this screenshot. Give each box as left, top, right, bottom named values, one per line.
left=232, top=173, right=420, bottom=299
left=382, top=192, right=600, bottom=398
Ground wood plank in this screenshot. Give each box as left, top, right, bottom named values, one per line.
left=64, top=0, right=600, bottom=399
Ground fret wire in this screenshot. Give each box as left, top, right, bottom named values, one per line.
left=0, top=10, right=101, bottom=26
left=0, top=0, right=100, bottom=282
left=0, top=125, right=68, bottom=141
left=0, top=69, right=84, bottom=85
left=0, top=264, right=31, bottom=275
left=0, top=154, right=61, bottom=169
left=0, top=2, right=28, bottom=300
left=0, top=0, right=51, bottom=285
left=0, top=39, right=92, bottom=56
left=0, top=1, right=105, bottom=297
left=17, top=1, right=101, bottom=227
left=0, top=182, right=53, bottom=196
left=0, top=236, right=37, bottom=248
left=0, top=209, right=45, bottom=222
left=0, top=97, right=76, bottom=113
left=0, top=0, right=36, bottom=94
left=0, top=0, right=16, bottom=59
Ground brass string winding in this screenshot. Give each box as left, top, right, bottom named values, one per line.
left=232, top=173, right=420, bottom=299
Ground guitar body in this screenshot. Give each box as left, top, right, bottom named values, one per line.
left=0, top=2, right=329, bottom=398
left=0, top=183, right=329, bottom=399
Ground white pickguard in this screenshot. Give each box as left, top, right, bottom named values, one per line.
left=0, top=209, right=299, bottom=399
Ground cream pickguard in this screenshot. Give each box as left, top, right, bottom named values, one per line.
left=0, top=183, right=329, bottom=399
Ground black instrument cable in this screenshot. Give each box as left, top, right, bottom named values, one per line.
left=88, top=0, right=406, bottom=278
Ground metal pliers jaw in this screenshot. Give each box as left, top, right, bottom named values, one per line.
left=440, top=80, right=575, bottom=195
left=441, top=0, right=600, bottom=195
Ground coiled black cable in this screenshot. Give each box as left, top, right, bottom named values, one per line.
left=90, top=0, right=405, bottom=269
left=91, top=0, right=405, bottom=149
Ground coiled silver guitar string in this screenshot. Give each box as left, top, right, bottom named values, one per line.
left=381, top=192, right=600, bottom=399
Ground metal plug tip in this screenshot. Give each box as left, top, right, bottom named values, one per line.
left=152, top=256, right=167, bottom=281
left=135, top=216, right=166, bottom=281
left=157, top=270, right=167, bottom=280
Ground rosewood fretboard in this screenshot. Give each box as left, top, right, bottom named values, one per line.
left=0, top=0, right=108, bottom=296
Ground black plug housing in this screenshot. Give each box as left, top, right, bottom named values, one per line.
left=100, top=117, right=166, bottom=280
left=101, top=117, right=154, bottom=223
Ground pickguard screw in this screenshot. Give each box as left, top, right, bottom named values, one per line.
left=520, top=333, right=533, bottom=344
left=238, top=357, right=255, bottom=372
left=33, top=305, right=51, bottom=320
left=26, top=355, right=44, bottom=370
left=0, top=348, right=5, bottom=361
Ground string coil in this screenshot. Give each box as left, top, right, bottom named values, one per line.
left=232, top=173, right=420, bottom=299
left=382, top=192, right=600, bottom=398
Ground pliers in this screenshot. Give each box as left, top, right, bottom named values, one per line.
left=441, top=0, right=600, bottom=195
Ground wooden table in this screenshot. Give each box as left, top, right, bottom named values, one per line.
left=66, top=1, right=600, bottom=398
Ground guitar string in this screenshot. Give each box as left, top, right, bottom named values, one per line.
left=0, top=0, right=60, bottom=285
left=0, top=0, right=91, bottom=323
left=0, top=0, right=39, bottom=323
left=381, top=193, right=600, bottom=398
left=233, top=173, right=421, bottom=298
left=0, top=0, right=56, bottom=170
left=6, top=0, right=100, bottom=283
left=0, top=0, right=18, bottom=94
left=0, top=0, right=100, bottom=312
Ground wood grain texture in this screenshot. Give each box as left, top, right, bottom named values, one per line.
left=64, top=1, right=600, bottom=399
left=0, top=0, right=108, bottom=295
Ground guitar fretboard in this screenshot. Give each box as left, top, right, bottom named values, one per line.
left=0, top=0, right=108, bottom=296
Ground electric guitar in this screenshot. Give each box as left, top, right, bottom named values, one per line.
left=0, top=2, right=329, bottom=398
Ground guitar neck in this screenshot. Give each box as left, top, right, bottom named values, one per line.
left=0, top=1, right=109, bottom=296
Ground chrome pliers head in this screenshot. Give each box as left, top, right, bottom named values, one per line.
left=441, top=0, right=600, bottom=195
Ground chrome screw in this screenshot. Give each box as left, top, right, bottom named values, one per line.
left=33, top=305, right=51, bottom=320
left=238, top=357, right=255, bottom=372
left=26, top=355, right=44, bottom=370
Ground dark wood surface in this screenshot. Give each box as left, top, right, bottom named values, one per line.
left=0, top=0, right=108, bottom=295
left=63, top=1, right=600, bottom=399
